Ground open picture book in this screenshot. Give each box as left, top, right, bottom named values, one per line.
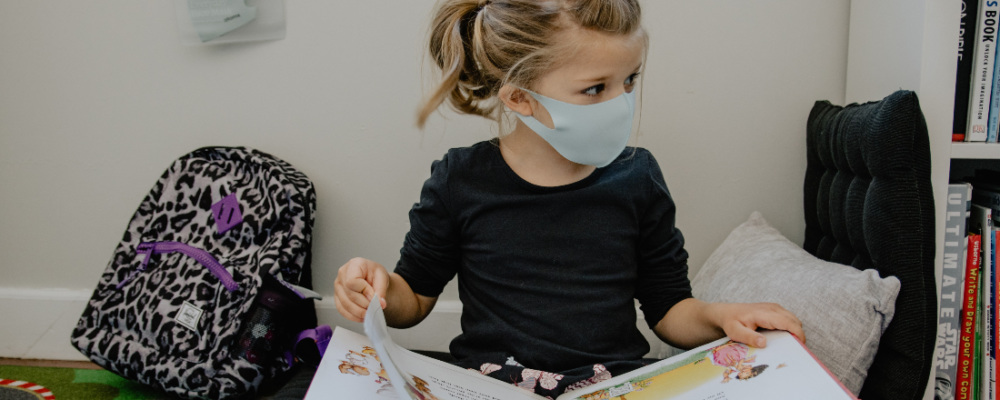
left=304, top=296, right=856, bottom=400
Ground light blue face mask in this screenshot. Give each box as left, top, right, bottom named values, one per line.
left=516, top=89, right=636, bottom=168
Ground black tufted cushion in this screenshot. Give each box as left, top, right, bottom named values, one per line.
left=803, top=90, right=935, bottom=400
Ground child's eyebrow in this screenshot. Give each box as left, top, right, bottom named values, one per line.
left=575, top=63, right=644, bottom=83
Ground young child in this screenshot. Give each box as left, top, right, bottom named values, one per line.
left=335, top=0, right=804, bottom=396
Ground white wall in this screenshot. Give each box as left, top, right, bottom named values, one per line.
left=0, top=1, right=849, bottom=359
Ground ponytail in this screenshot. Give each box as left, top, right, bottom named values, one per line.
left=417, top=1, right=497, bottom=128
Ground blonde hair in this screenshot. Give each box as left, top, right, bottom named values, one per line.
left=416, top=0, right=645, bottom=128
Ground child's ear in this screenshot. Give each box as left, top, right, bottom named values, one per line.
left=499, top=85, right=533, bottom=117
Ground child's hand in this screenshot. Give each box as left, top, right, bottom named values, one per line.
left=334, top=257, right=390, bottom=322
left=713, top=302, right=805, bottom=348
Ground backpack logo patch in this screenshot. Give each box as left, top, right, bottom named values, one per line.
left=211, top=193, right=243, bottom=234
left=176, top=301, right=204, bottom=331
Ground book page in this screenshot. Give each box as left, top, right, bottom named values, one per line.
left=560, top=331, right=857, bottom=400
left=303, top=327, right=399, bottom=399
left=362, top=295, right=546, bottom=400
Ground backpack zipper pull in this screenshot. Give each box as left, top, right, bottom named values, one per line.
left=115, top=242, right=155, bottom=289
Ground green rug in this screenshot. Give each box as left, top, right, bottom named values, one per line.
left=0, top=365, right=168, bottom=400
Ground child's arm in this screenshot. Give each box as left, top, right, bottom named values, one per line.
left=652, top=298, right=805, bottom=349
left=334, top=257, right=438, bottom=328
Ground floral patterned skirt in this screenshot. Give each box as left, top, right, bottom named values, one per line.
left=453, top=353, right=653, bottom=398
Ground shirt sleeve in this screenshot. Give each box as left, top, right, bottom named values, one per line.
left=634, top=150, right=694, bottom=329
left=394, top=154, right=461, bottom=297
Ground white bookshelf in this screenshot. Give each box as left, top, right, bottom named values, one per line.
left=953, top=142, right=1000, bottom=159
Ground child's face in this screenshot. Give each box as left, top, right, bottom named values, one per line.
left=528, top=27, right=645, bottom=128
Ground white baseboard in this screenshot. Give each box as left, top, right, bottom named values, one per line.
left=0, top=288, right=668, bottom=360
left=0, top=288, right=93, bottom=361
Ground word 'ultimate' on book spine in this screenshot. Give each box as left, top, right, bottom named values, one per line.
left=938, top=185, right=972, bottom=391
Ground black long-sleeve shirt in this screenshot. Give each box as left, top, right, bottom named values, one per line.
left=395, top=140, right=692, bottom=374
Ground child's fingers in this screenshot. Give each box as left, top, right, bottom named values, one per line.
left=333, top=257, right=390, bottom=320
left=347, top=279, right=376, bottom=305
left=370, top=268, right=389, bottom=309
left=336, top=274, right=379, bottom=320
left=725, top=322, right=767, bottom=348
left=720, top=302, right=805, bottom=348
left=782, top=320, right=806, bottom=344
left=334, top=293, right=366, bottom=322
left=335, top=278, right=373, bottom=318
left=754, top=305, right=806, bottom=344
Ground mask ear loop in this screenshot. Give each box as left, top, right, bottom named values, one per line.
left=516, top=88, right=560, bottom=130
left=514, top=89, right=565, bottom=134
left=631, top=51, right=648, bottom=153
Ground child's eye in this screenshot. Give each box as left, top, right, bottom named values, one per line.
left=625, top=73, right=640, bottom=87
left=582, top=84, right=605, bottom=97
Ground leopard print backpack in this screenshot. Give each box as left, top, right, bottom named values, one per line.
left=71, top=147, right=328, bottom=399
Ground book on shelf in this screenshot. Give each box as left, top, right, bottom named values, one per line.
left=989, top=0, right=1000, bottom=142
left=973, top=190, right=999, bottom=400
left=940, top=184, right=974, bottom=396
left=958, top=0, right=982, bottom=141
left=967, top=0, right=1000, bottom=142
left=976, top=272, right=985, bottom=400
left=992, top=226, right=1000, bottom=400
left=959, top=232, right=983, bottom=400
left=990, top=27, right=1000, bottom=143
left=304, top=296, right=857, bottom=400
left=972, top=203, right=995, bottom=400
left=995, top=227, right=1000, bottom=400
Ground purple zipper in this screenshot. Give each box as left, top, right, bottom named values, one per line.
left=116, top=241, right=239, bottom=292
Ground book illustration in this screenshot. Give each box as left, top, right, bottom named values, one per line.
left=569, top=341, right=802, bottom=400
left=328, top=342, right=511, bottom=400
left=403, top=375, right=442, bottom=400
left=709, top=342, right=766, bottom=383
left=335, top=341, right=395, bottom=396
left=305, top=327, right=400, bottom=399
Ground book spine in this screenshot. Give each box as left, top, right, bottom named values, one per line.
left=989, top=40, right=1000, bottom=142
left=995, top=228, right=1000, bottom=400
left=983, top=225, right=992, bottom=400
left=978, top=272, right=984, bottom=400
left=991, top=228, right=998, bottom=400
left=947, top=184, right=976, bottom=395
left=961, top=0, right=984, bottom=141
left=959, top=233, right=983, bottom=400
left=973, top=203, right=996, bottom=400
left=968, top=0, right=1000, bottom=142
left=983, top=257, right=993, bottom=400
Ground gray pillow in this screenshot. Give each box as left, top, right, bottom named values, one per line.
left=691, top=211, right=900, bottom=395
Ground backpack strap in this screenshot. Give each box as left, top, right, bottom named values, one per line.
left=289, top=325, right=333, bottom=367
